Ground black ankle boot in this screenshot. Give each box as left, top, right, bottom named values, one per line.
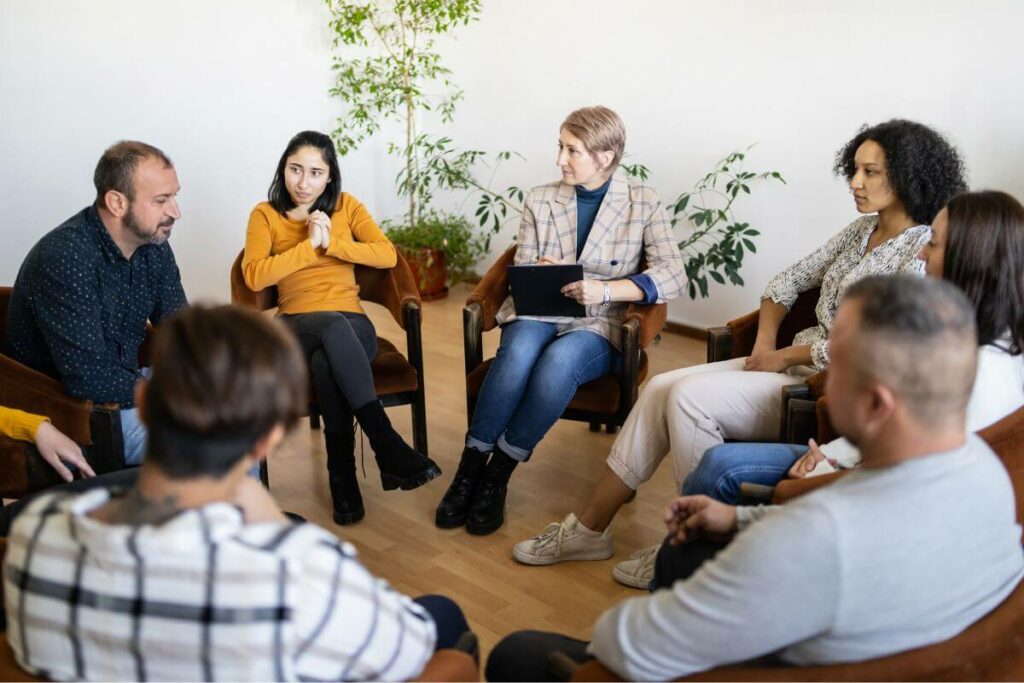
left=325, top=429, right=364, bottom=525
left=353, top=400, right=441, bottom=491
left=435, top=447, right=489, bottom=529
left=466, top=446, right=518, bottom=535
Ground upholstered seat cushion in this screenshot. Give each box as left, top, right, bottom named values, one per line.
left=466, top=351, right=648, bottom=416
left=371, top=337, right=419, bottom=395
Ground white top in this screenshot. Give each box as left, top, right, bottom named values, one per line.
left=589, top=436, right=1024, bottom=681
left=821, top=338, right=1024, bottom=469
left=3, top=490, right=436, bottom=682
left=762, top=215, right=930, bottom=369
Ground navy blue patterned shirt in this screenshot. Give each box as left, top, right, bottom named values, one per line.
left=5, top=205, right=187, bottom=407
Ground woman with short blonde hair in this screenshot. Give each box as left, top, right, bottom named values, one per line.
left=434, top=106, right=685, bottom=536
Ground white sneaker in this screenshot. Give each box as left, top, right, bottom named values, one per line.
left=612, top=544, right=659, bottom=589
left=513, top=513, right=613, bottom=565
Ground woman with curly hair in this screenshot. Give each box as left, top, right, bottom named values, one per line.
left=513, top=119, right=967, bottom=587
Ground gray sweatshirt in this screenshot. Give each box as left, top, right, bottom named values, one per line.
left=589, top=435, right=1024, bottom=681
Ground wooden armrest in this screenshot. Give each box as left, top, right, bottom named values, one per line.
left=466, top=247, right=515, bottom=332
left=806, top=370, right=827, bottom=399
left=772, top=471, right=848, bottom=504
left=706, top=326, right=733, bottom=363
left=738, top=482, right=776, bottom=505
left=413, top=649, right=479, bottom=682
left=0, top=354, right=92, bottom=445
left=623, top=302, right=667, bottom=349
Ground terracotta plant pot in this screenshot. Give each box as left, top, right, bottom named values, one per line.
left=399, top=246, right=449, bottom=300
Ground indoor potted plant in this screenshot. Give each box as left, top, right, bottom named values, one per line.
left=385, top=210, right=486, bottom=299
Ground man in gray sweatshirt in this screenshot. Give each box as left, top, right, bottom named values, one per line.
left=487, top=274, right=1024, bottom=681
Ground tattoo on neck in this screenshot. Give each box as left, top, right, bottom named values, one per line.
left=106, top=488, right=182, bottom=526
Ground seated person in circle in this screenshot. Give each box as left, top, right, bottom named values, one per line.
left=514, top=119, right=967, bottom=588
left=487, top=275, right=1024, bottom=682
left=3, top=305, right=470, bottom=682
left=434, top=105, right=685, bottom=536
left=243, top=131, right=440, bottom=527
left=5, top=140, right=187, bottom=466
left=683, top=189, right=1024, bottom=506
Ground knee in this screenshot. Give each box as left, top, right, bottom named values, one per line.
left=666, top=375, right=712, bottom=416
left=415, top=594, right=468, bottom=645
left=485, top=631, right=545, bottom=682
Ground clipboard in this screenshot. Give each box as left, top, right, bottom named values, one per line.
left=507, top=264, right=587, bottom=317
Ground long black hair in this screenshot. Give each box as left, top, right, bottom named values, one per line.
left=267, top=131, right=342, bottom=216
left=834, top=119, right=967, bottom=225
left=944, top=190, right=1024, bottom=354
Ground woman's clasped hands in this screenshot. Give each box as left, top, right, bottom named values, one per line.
left=307, top=210, right=332, bottom=250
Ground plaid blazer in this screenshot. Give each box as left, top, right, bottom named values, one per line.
left=495, top=172, right=684, bottom=348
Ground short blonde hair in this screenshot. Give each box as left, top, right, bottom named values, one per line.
left=561, top=106, right=626, bottom=173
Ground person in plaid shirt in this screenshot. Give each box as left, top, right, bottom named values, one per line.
left=3, top=304, right=468, bottom=682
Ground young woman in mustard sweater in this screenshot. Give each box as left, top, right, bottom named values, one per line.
left=243, top=131, right=440, bottom=525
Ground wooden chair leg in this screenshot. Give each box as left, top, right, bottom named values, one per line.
left=606, top=423, right=619, bottom=434
left=412, top=400, right=429, bottom=457
left=309, top=408, right=321, bottom=430
left=589, top=420, right=601, bottom=432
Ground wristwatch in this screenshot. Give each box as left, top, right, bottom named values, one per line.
left=602, top=282, right=611, bottom=306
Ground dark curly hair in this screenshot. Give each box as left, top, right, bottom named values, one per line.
left=833, top=119, right=967, bottom=225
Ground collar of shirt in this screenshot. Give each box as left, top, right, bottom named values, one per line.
left=84, top=204, right=131, bottom=264
left=66, top=487, right=258, bottom=557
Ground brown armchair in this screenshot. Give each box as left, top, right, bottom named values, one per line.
left=230, top=249, right=428, bottom=484
left=705, top=288, right=826, bottom=443
left=0, top=287, right=133, bottom=501
left=566, top=406, right=1024, bottom=682
left=463, top=246, right=667, bottom=434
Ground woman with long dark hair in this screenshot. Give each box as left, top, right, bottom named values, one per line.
left=243, top=131, right=440, bottom=526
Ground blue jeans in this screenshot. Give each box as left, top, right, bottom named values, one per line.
left=467, top=320, right=618, bottom=461
left=681, top=442, right=810, bottom=504
left=119, top=368, right=153, bottom=466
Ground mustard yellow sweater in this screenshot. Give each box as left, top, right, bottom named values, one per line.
left=242, top=193, right=397, bottom=315
left=0, top=406, right=46, bottom=442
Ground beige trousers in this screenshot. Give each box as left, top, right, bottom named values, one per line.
left=606, top=358, right=815, bottom=489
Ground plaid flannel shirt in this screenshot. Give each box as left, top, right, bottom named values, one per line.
left=3, top=489, right=436, bottom=682
left=495, top=173, right=685, bottom=349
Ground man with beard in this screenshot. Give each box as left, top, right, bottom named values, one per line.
left=5, top=140, right=187, bottom=466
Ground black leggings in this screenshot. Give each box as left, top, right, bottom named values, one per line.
left=281, top=312, right=378, bottom=433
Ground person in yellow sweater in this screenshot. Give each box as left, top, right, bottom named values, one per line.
left=243, top=131, right=440, bottom=526
left=0, top=406, right=96, bottom=482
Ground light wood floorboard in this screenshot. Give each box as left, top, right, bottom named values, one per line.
left=266, top=283, right=705, bottom=658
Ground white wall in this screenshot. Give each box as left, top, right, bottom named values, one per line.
left=3, top=0, right=1023, bottom=328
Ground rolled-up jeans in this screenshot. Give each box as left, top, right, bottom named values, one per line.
left=466, top=320, right=618, bottom=461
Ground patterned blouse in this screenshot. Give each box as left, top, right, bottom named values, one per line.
left=762, top=215, right=930, bottom=369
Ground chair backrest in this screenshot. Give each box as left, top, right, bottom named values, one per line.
left=230, top=249, right=419, bottom=328
left=466, top=245, right=517, bottom=332
left=728, top=287, right=820, bottom=358
left=978, top=405, right=1024, bottom=526
left=0, top=287, right=11, bottom=347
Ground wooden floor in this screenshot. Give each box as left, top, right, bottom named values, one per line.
left=265, top=284, right=705, bottom=658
